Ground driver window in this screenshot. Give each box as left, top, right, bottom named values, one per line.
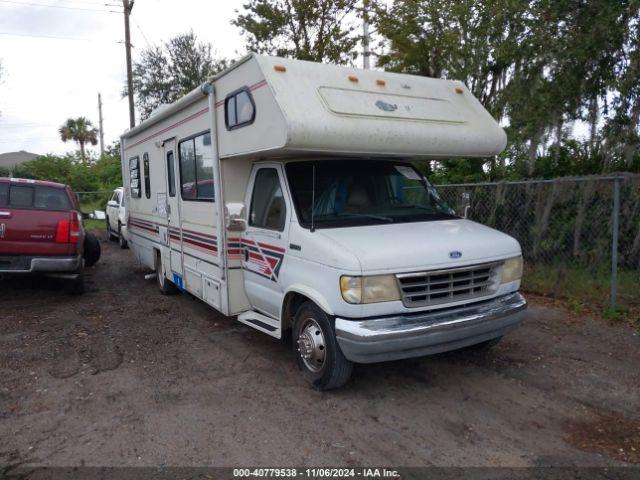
left=249, top=169, right=286, bottom=231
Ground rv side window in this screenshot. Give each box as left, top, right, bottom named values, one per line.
left=129, top=156, right=141, bottom=198
left=249, top=168, right=286, bottom=232
left=225, top=88, right=255, bottom=130
left=178, top=131, right=214, bottom=201
left=167, top=151, right=176, bottom=197
left=143, top=153, right=151, bottom=199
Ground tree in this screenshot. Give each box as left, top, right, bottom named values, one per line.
left=232, top=0, right=360, bottom=64
left=374, top=0, right=639, bottom=179
left=129, top=31, right=228, bottom=120
left=59, top=117, right=98, bottom=164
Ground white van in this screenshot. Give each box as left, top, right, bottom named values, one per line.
left=120, top=54, right=526, bottom=389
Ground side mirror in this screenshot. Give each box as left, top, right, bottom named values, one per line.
left=225, top=202, right=247, bottom=231
left=92, top=210, right=106, bottom=220
left=107, top=200, right=118, bottom=208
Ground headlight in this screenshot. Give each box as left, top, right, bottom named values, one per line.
left=340, top=275, right=401, bottom=304
left=501, top=256, right=523, bottom=284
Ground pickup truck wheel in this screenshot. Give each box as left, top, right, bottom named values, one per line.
left=293, top=302, right=353, bottom=390
left=83, top=232, right=101, bottom=267
left=118, top=222, right=128, bottom=249
left=106, top=217, right=117, bottom=241
left=155, top=251, right=178, bottom=295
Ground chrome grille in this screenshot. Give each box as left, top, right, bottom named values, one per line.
left=396, top=261, right=502, bottom=308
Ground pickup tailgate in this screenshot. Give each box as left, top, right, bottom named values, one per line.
left=0, top=183, right=76, bottom=256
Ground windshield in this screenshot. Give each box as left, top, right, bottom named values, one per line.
left=285, top=160, right=456, bottom=229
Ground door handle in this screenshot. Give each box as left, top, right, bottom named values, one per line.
left=0, top=211, right=11, bottom=219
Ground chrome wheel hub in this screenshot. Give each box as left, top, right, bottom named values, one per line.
left=297, top=318, right=326, bottom=372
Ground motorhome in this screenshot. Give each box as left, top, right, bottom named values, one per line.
left=120, top=54, right=526, bottom=389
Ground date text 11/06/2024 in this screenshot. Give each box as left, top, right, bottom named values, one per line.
left=233, top=468, right=401, bottom=478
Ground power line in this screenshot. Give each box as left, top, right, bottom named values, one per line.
left=0, top=31, right=122, bottom=43
left=132, top=17, right=151, bottom=48
left=0, top=0, right=122, bottom=13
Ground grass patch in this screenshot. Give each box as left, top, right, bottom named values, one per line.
left=523, top=263, right=639, bottom=326
left=79, top=198, right=108, bottom=234
left=83, top=218, right=105, bottom=233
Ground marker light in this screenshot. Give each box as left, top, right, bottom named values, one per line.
left=455, top=87, right=464, bottom=94
left=376, top=79, right=386, bottom=86
left=274, top=65, right=286, bottom=72
left=348, top=75, right=359, bottom=82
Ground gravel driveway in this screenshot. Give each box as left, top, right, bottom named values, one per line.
left=1, top=233, right=639, bottom=470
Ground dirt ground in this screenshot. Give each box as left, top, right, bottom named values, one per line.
left=1, top=233, right=639, bottom=469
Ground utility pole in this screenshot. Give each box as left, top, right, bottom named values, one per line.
left=362, top=0, right=370, bottom=70
left=98, top=93, right=105, bottom=158
left=123, top=0, right=135, bottom=128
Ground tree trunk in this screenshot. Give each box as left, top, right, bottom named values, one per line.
left=527, top=135, right=540, bottom=177
left=79, top=141, right=86, bottom=163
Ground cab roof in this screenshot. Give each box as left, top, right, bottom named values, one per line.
left=0, top=177, right=68, bottom=189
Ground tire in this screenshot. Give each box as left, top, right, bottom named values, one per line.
left=106, top=217, right=117, bottom=241
left=155, top=250, right=178, bottom=295
left=83, top=232, right=101, bottom=267
left=293, top=301, right=353, bottom=390
left=118, top=222, right=128, bottom=249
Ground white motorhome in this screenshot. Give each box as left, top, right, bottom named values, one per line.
left=120, top=54, right=526, bottom=389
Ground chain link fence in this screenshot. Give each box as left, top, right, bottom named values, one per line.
left=75, top=179, right=639, bottom=320
left=436, top=174, right=640, bottom=319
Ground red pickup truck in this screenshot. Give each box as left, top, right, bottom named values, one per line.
left=0, top=177, right=100, bottom=292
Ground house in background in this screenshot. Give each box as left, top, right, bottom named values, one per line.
left=0, top=150, right=39, bottom=175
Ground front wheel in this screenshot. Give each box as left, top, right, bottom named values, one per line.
left=293, top=302, right=353, bottom=390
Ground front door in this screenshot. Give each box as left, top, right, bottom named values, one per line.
left=241, top=165, right=290, bottom=318
left=164, top=139, right=183, bottom=281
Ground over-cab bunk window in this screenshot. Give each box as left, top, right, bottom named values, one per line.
left=129, top=156, right=140, bottom=198
left=225, top=87, right=256, bottom=130
left=178, top=131, right=214, bottom=201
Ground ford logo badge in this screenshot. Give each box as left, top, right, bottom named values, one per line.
left=449, top=251, right=462, bottom=259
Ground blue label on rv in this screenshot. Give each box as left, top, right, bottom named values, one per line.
left=449, top=251, right=462, bottom=259
left=172, top=273, right=184, bottom=290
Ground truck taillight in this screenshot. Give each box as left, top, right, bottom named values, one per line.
left=56, top=214, right=81, bottom=243
left=69, top=213, right=81, bottom=243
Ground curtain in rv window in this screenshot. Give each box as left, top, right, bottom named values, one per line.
left=178, top=132, right=214, bottom=201
left=129, top=156, right=141, bottom=198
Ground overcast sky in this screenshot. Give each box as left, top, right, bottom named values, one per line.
left=0, top=0, right=248, bottom=156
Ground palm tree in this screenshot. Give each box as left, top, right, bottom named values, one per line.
left=59, top=117, right=98, bottom=163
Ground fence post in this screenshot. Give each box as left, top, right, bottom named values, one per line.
left=610, top=177, right=621, bottom=310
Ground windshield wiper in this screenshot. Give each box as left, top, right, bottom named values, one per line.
left=334, top=212, right=393, bottom=222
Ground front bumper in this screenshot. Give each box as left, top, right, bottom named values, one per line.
left=335, top=292, right=527, bottom=363
left=0, top=255, right=82, bottom=274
